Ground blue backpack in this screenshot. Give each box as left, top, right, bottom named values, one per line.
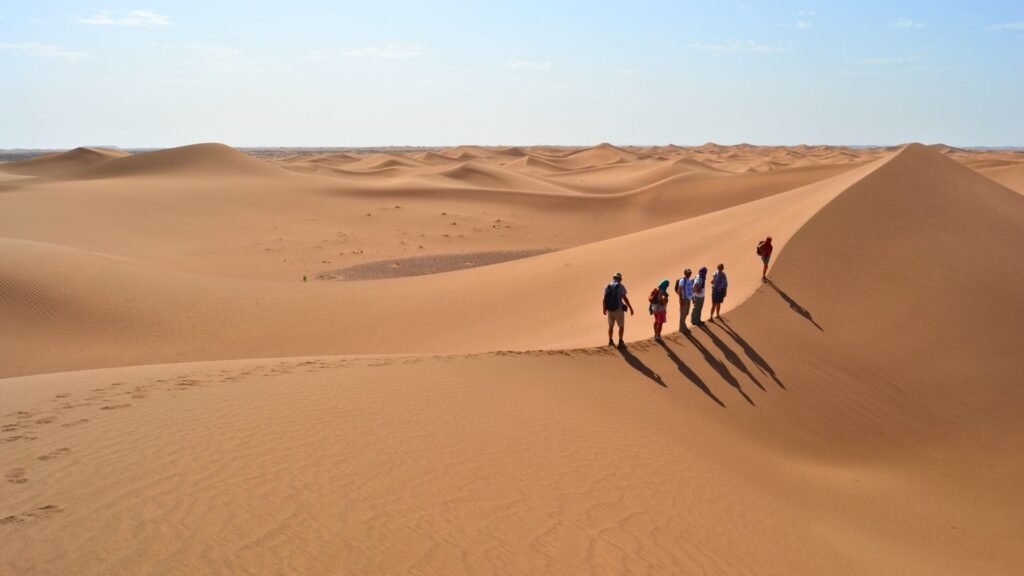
left=603, top=283, right=623, bottom=311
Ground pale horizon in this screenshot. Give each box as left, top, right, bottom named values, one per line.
left=2, top=1, right=1022, bottom=148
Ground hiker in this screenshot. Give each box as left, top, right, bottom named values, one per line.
left=649, top=279, right=671, bottom=341
left=602, top=272, right=634, bottom=347
left=756, top=236, right=773, bottom=282
left=690, top=267, right=708, bottom=326
left=675, top=268, right=694, bottom=332
left=709, top=263, right=728, bottom=320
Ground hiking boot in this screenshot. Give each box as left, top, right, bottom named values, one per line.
left=608, top=339, right=614, bottom=346
left=617, top=340, right=626, bottom=349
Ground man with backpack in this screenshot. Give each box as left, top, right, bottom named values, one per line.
left=602, top=272, right=634, bottom=348
left=690, top=267, right=708, bottom=326
left=675, top=268, right=694, bottom=332
left=756, top=236, right=773, bottom=282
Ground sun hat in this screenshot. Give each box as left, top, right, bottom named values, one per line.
left=613, top=272, right=622, bottom=280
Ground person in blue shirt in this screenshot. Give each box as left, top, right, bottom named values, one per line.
left=709, top=263, right=728, bottom=321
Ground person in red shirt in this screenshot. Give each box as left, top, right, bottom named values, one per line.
left=756, top=236, right=773, bottom=282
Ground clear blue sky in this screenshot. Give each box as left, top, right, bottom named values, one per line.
left=1, top=1, right=1021, bottom=147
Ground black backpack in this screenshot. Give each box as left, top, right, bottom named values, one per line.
left=603, top=283, right=623, bottom=311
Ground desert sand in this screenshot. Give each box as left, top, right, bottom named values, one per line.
left=2, top=142, right=1023, bottom=575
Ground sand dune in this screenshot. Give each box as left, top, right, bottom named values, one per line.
left=68, top=143, right=291, bottom=180
left=977, top=162, right=1024, bottom=194
left=552, top=142, right=635, bottom=169
left=2, top=141, right=1023, bottom=574
left=0, top=147, right=893, bottom=376
left=0, top=146, right=127, bottom=177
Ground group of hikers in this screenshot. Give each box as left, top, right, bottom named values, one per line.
left=602, top=236, right=774, bottom=348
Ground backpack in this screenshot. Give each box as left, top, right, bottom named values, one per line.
left=678, top=277, right=693, bottom=299
left=756, top=241, right=765, bottom=256
left=647, top=288, right=660, bottom=315
left=603, top=283, right=623, bottom=311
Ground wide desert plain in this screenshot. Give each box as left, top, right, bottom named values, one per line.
left=1, top=141, right=1023, bottom=574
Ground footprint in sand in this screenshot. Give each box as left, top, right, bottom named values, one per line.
left=60, top=419, right=90, bottom=428
left=1, top=435, right=38, bottom=444
left=99, top=404, right=132, bottom=411
left=38, top=448, right=72, bottom=462
left=5, top=468, right=27, bottom=484
left=26, top=505, right=62, bottom=519
left=1, top=505, right=63, bottom=525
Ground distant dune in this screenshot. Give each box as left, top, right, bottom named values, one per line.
left=1, top=146, right=128, bottom=176
left=68, top=142, right=291, bottom=180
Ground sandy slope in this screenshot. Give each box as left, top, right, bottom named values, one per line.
left=977, top=163, right=1024, bottom=194
left=2, top=142, right=1023, bottom=574
left=0, top=154, right=882, bottom=377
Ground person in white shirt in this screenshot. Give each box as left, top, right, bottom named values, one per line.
left=691, top=267, right=708, bottom=326
left=675, top=268, right=694, bottom=332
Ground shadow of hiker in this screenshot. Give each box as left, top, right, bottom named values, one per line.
left=699, top=324, right=765, bottom=391
left=616, top=346, right=666, bottom=388
left=683, top=330, right=754, bottom=406
left=656, top=340, right=725, bottom=407
left=767, top=279, right=824, bottom=331
left=717, top=318, right=786, bottom=390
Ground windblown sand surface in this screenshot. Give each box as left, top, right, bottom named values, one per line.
left=1, top=142, right=1023, bottom=574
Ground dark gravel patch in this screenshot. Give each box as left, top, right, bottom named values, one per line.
left=317, top=249, right=553, bottom=281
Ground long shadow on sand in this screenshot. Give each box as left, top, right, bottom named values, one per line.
left=717, top=318, right=786, bottom=390
left=656, top=339, right=725, bottom=407
left=616, top=346, right=666, bottom=388
left=700, top=323, right=765, bottom=391
left=767, top=279, right=823, bottom=331
left=683, top=330, right=754, bottom=406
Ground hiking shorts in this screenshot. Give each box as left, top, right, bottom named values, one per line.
left=607, top=308, right=625, bottom=328
left=712, top=289, right=727, bottom=304
left=761, top=254, right=771, bottom=265
left=654, top=310, right=667, bottom=323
